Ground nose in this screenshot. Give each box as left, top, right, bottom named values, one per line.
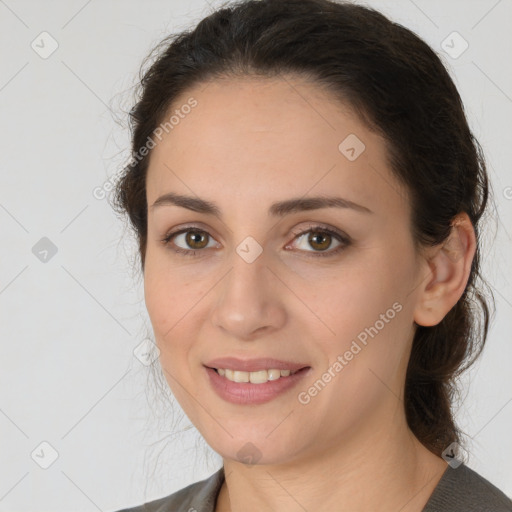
left=210, top=252, right=287, bottom=340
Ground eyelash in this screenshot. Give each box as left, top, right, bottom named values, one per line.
left=160, top=223, right=351, bottom=259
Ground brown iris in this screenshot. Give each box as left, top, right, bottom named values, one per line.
left=307, top=231, right=331, bottom=251
left=185, top=230, right=209, bottom=249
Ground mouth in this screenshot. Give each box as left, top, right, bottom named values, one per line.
left=204, top=356, right=310, bottom=384
left=207, top=366, right=310, bottom=384
left=204, top=364, right=312, bottom=405
left=203, top=357, right=311, bottom=404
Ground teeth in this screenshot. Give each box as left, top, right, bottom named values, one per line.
left=216, top=368, right=296, bottom=384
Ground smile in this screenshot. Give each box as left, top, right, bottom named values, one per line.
left=204, top=366, right=311, bottom=405
left=213, top=367, right=298, bottom=384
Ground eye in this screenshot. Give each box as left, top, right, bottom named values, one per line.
left=286, top=223, right=351, bottom=258
left=161, top=227, right=219, bottom=256
left=160, top=223, right=351, bottom=258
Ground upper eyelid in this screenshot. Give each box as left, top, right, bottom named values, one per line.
left=290, top=222, right=350, bottom=239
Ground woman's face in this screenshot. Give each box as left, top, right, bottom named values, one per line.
left=144, top=75, right=428, bottom=466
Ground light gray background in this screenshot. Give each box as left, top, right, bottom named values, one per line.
left=0, top=0, right=511, bottom=510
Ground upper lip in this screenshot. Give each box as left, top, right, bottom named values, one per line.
left=204, top=357, right=310, bottom=372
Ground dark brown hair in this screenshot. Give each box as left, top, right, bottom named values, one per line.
left=111, top=0, right=495, bottom=457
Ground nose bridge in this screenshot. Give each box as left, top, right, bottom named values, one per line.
left=211, top=242, right=286, bottom=338
left=223, top=227, right=270, bottom=292
left=230, top=243, right=268, bottom=295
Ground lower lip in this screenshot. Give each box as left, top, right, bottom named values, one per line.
left=204, top=366, right=311, bottom=405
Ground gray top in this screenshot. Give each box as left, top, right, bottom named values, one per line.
left=114, top=463, right=512, bottom=512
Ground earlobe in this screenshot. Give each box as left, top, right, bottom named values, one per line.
left=413, top=213, right=476, bottom=327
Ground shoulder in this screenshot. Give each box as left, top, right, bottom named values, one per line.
left=111, top=467, right=225, bottom=512
left=423, top=463, right=512, bottom=512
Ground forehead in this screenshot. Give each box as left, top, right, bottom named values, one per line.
left=145, top=75, right=407, bottom=218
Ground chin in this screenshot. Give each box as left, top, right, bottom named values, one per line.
left=208, top=434, right=303, bottom=468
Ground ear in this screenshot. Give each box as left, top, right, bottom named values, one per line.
left=413, top=212, right=477, bottom=327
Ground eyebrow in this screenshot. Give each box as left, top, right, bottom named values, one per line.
left=150, top=192, right=373, bottom=218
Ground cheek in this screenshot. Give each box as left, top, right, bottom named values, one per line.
left=143, top=263, right=171, bottom=334
left=304, top=307, right=409, bottom=433
left=143, top=266, right=195, bottom=397
left=304, top=258, right=411, bottom=390
left=295, top=260, right=399, bottom=338
left=143, top=250, right=195, bottom=333
left=143, top=257, right=207, bottom=369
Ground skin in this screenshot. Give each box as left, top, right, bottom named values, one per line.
left=143, top=74, right=476, bottom=512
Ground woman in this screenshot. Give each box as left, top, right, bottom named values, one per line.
left=110, top=0, right=512, bottom=510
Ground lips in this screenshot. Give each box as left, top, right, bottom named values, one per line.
left=204, top=357, right=310, bottom=373
left=205, top=365, right=312, bottom=405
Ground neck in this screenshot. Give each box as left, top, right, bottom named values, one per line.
left=215, top=410, right=448, bottom=512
